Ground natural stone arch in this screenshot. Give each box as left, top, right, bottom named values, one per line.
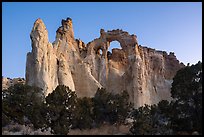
left=103, top=29, right=138, bottom=51
left=86, top=29, right=138, bottom=59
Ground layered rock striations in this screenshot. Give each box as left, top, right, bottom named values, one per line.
left=26, top=18, right=184, bottom=108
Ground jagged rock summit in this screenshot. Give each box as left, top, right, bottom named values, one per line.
left=26, top=17, right=184, bottom=108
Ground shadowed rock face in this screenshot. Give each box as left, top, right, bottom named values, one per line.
left=26, top=18, right=184, bottom=108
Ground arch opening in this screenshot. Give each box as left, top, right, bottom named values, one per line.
left=108, top=41, right=122, bottom=54
left=96, top=48, right=103, bottom=56
left=99, top=49, right=103, bottom=55
left=107, top=41, right=123, bottom=60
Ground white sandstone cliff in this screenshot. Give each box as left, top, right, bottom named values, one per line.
left=26, top=18, right=184, bottom=108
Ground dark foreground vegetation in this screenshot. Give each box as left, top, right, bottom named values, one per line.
left=2, top=62, right=202, bottom=135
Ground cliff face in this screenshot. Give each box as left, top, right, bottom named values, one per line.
left=26, top=18, right=184, bottom=108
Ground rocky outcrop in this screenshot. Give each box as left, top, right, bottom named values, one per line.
left=2, top=77, right=25, bottom=90
left=26, top=18, right=184, bottom=108
left=26, top=18, right=101, bottom=97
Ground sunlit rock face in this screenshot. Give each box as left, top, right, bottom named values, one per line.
left=26, top=18, right=184, bottom=108
left=2, top=77, right=25, bottom=90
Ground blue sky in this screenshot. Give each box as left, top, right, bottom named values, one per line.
left=2, top=2, right=202, bottom=78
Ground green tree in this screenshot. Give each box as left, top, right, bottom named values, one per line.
left=116, top=90, right=133, bottom=124
left=72, top=97, right=94, bottom=129
left=130, top=101, right=173, bottom=135
left=93, top=88, right=132, bottom=126
left=152, top=100, right=173, bottom=135
left=2, top=84, right=42, bottom=125
left=93, top=88, right=109, bottom=126
left=130, top=104, right=153, bottom=135
left=24, top=89, right=47, bottom=130
left=45, top=85, right=77, bottom=135
left=170, top=61, right=202, bottom=134
left=106, top=90, right=132, bottom=125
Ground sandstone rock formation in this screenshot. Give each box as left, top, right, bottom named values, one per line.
left=2, top=77, right=25, bottom=90
left=26, top=18, right=184, bottom=108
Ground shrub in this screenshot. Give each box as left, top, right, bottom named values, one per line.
left=45, top=85, right=77, bottom=135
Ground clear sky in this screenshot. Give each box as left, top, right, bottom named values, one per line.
left=2, top=2, right=202, bottom=78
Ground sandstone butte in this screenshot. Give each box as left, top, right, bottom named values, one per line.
left=25, top=17, right=185, bottom=108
